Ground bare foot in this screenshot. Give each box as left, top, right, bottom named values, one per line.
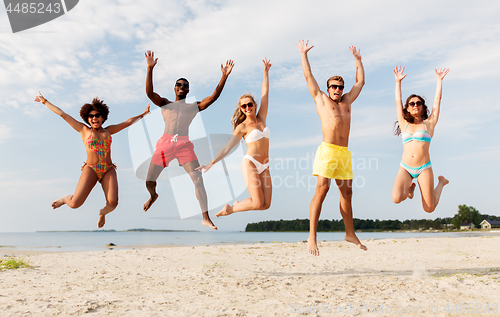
left=438, top=176, right=449, bottom=186
left=215, top=204, right=234, bottom=217
left=307, top=237, right=319, bottom=256
left=408, top=182, right=416, bottom=199
left=345, top=234, right=368, bottom=251
left=51, top=195, right=69, bottom=209
left=98, top=210, right=106, bottom=228
left=202, top=218, right=218, bottom=230
left=143, top=193, right=158, bottom=212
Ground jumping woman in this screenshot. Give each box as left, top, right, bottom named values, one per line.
left=392, top=66, right=450, bottom=212
left=35, top=92, right=150, bottom=227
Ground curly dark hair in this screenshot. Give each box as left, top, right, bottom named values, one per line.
left=80, top=98, right=109, bottom=126
left=394, top=94, right=429, bottom=136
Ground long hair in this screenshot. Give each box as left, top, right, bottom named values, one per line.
left=393, top=94, right=430, bottom=136
left=231, top=94, right=257, bottom=130
left=80, top=98, right=109, bottom=127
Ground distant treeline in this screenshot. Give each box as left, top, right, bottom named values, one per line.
left=245, top=214, right=500, bottom=232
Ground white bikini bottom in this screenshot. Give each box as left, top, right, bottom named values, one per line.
left=243, top=154, right=269, bottom=174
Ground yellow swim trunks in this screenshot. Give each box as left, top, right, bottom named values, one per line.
left=312, top=142, right=353, bottom=180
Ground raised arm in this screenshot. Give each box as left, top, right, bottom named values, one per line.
left=256, top=58, right=271, bottom=122
left=427, top=68, right=450, bottom=127
left=198, top=60, right=234, bottom=111
left=145, top=51, right=168, bottom=107
left=394, top=66, right=407, bottom=123
left=105, top=104, right=151, bottom=135
left=196, top=126, right=244, bottom=173
left=343, top=46, right=365, bottom=103
left=295, top=40, right=322, bottom=99
left=35, top=92, right=85, bottom=133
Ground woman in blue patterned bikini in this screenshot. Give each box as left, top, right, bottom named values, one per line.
left=35, top=92, right=150, bottom=227
left=392, top=66, right=450, bottom=213
left=197, top=58, right=272, bottom=217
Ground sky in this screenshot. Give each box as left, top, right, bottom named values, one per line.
left=0, top=0, right=499, bottom=232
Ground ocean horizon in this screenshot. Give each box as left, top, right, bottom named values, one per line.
left=1, top=230, right=499, bottom=253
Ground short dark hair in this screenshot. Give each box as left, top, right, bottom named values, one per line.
left=176, top=78, right=189, bottom=86
left=80, top=98, right=109, bottom=125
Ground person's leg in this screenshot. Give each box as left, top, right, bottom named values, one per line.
left=98, top=167, right=119, bottom=228
left=336, top=179, right=367, bottom=251
left=392, top=165, right=415, bottom=203
left=217, top=159, right=271, bottom=216
left=143, top=162, right=165, bottom=212
left=308, top=176, right=330, bottom=256
left=417, top=168, right=449, bottom=213
left=52, top=166, right=98, bottom=209
left=182, top=160, right=217, bottom=230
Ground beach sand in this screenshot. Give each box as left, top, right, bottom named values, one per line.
left=1, top=236, right=499, bottom=316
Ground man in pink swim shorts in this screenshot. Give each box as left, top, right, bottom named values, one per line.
left=143, top=50, right=234, bottom=230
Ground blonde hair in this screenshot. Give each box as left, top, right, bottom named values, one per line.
left=231, top=94, right=257, bottom=129
left=327, top=75, right=344, bottom=88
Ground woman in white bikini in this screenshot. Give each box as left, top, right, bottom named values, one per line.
left=392, top=66, right=450, bottom=212
left=197, top=58, right=272, bottom=217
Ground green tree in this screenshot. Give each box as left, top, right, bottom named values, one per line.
left=451, top=204, right=481, bottom=229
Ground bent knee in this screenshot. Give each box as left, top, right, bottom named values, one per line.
left=258, top=201, right=271, bottom=211
left=67, top=201, right=83, bottom=209
left=251, top=200, right=265, bottom=210
left=423, top=206, right=435, bottom=213
left=392, top=195, right=404, bottom=204
left=108, top=200, right=118, bottom=210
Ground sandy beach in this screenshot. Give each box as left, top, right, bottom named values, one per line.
left=1, top=236, right=499, bottom=316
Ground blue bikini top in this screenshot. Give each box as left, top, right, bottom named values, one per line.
left=402, top=122, right=431, bottom=144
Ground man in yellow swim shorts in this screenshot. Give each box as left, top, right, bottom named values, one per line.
left=313, top=142, right=353, bottom=180
left=296, top=40, right=367, bottom=256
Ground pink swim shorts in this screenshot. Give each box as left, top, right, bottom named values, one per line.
left=151, top=134, right=198, bottom=167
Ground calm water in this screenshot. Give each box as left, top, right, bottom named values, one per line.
left=0, top=231, right=498, bottom=253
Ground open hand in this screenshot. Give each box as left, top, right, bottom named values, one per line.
left=435, top=68, right=450, bottom=81
left=221, top=60, right=235, bottom=76
left=196, top=163, right=213, bottom=173
left=393, top=66, right=407, bottom=82
left=143, top=104, right=151, bottom=116
left=349, top=46, right=362, bottom=60
left=295, top=40, right=314, bottom=54
left=145, top=50, right=158, bottom=67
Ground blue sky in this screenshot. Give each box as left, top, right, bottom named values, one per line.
left=0, top=0, right=499, bottom=232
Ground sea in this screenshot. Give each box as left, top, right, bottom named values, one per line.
left=1, top=230, right=499, bottom=253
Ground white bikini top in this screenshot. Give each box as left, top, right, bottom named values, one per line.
left=244, top=127, right=270, bottom=143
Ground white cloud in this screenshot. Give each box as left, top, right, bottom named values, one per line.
left=0, top=124, right=12, bottom=143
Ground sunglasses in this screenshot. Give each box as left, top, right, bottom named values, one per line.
left=88, top=113, right=102, bottom=119
left=175, top=82, right=189, bottom=88
left=240, top=102, right=254, bottom=109
left=408, top=101, right=423, bottom=107
left=328, top=84, right=344, bottom=90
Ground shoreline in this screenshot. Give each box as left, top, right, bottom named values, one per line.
left=1, top=236, right=499, bottom=316
left=1, top=230, right=500, bottom=255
